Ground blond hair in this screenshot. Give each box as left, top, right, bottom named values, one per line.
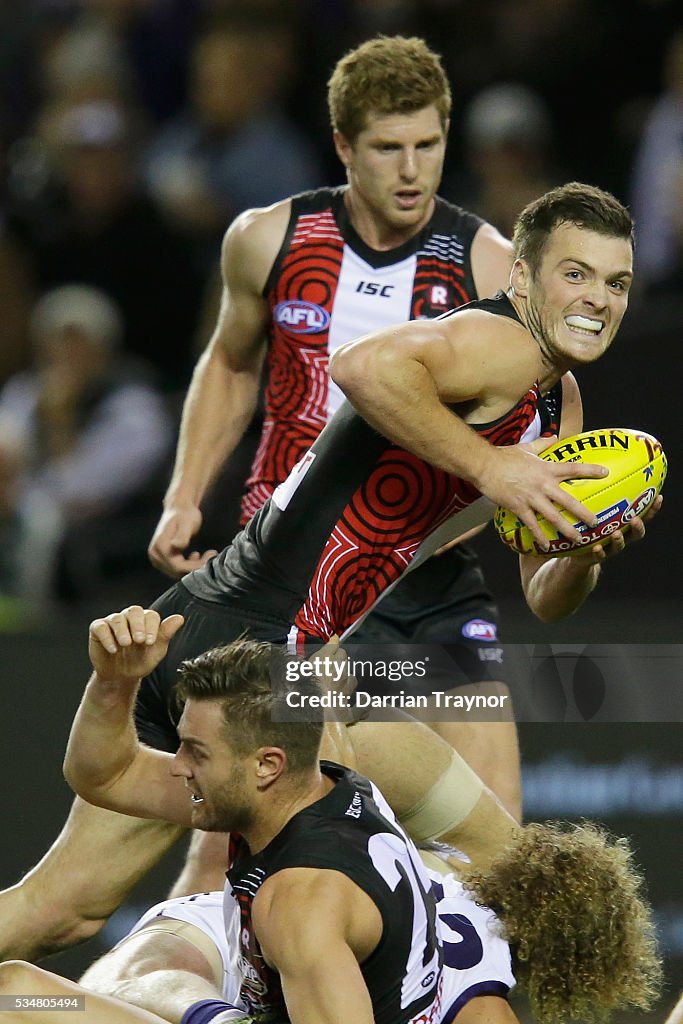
left=464, top=821, right=662, bottom=1023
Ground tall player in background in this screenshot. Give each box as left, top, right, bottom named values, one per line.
left=147, top=35, right=519, bottom=816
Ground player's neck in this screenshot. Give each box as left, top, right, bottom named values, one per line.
left=507, top=287, right=570, bottom=390
left=246, top=771, right=335, bottom=853
left=344, top=188, right=435, bottom=252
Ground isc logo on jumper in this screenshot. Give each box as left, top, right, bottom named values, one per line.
left=274, top=300, right=330, bottom=333
left=462, top=619, right=498, bottom=642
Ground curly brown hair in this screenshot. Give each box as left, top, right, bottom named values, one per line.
left=327, top=35, right=451, bottom=143
left=463, top=821, right=662, bottom=1024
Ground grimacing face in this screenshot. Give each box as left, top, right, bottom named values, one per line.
left=512, top=222, right=633, bottom=371
left=172, top=699, right=254, bottom=834
left=334, top=104, right=447, bottom=248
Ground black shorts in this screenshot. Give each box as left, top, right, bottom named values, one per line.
left=349, top=545, right=506, bottom=692
left=135, top=582, right=293, bottom=751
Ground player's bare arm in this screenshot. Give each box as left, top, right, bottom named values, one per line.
left=470, top=222, right=514, bottom=299
left=254, top=868, right=380, bottom=1024
left=330, top=312, right=606, bottom=549
left=520, top=373, right=663, bottom=621
left=148, top=201, right=291, bottom=578
left=63, top=608, right=191, bottom=827
left=452, top=995, right=521, bottom=1024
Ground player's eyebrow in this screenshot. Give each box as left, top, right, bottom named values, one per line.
left=178, top=734, right=210, bottom=754
left=560, top=257, right=633, bottom=280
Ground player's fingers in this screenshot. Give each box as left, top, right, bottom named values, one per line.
left=604, top=530, right=627, bottom=556
left=159, top=613, right=185, bottom=643
left=89, top=618, right=119, bottom=654
left=104, top=609, right=138, bottom=647
left=122, top=605, right=148, bottom=643
left=557, top=460, right=609, bottom=481
left=141, top=608, right=161, bottom=644
left=546, top=486, right=598, bottom=531
left=515, top=507, right=552, bottom=551
left=622, top=518, right=645, bottom=545
left=642, top=494, right=663, bottom=522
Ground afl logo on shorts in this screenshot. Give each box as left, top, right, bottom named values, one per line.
left=462, top=619, right=498, bottom=642
left=274, top=300, right=330, bottom=334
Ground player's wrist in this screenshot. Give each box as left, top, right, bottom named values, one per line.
left=87, top=672, right=143, bottom=700
left=181, top=999, right=253, bottom=1024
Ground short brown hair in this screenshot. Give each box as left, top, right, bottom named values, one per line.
left=464, top=821, right=662, bottom=1024
left=175, top=640, right=324, bottom=774
left=327, top=35, right=451, bottom=143
left=512, top=182, right=634, bottom=276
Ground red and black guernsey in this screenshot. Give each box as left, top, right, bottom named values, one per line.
left=184, top=292, right=561, bottom=640
left=242, top=186, right=484, bottom=521
left=227, top=762, right=442, bottom=1024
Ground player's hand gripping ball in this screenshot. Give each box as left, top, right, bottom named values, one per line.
left=494, top=428, right=667, bottom=556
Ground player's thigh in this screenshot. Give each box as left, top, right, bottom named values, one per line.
left=29, top=798, right=185, bottom=912
left=0, top=961, right=166, bottom=1023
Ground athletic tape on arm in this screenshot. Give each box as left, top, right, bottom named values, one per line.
left=398, top=749, right=483, bottom=842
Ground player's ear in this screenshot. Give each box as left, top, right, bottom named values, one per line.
left=254, top=747, right=287, bottom=790
left=333, top=130, right=353, bottom=169
left=510, top=257, right=531, bottom=297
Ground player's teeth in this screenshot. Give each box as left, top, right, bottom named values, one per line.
left=565, top=315, right=602, bottom=332
left=191, top=794, right=204, bottom=805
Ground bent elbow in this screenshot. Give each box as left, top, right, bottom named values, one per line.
left=328, top=343, right=357, bottom=390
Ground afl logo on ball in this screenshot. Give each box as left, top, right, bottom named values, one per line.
left=274, top=300, right=330, bottom=334
left=462, top=619, right=498, bottom=642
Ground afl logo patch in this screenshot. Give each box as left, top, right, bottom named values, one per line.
left=274, top=300, right=330, bottom=334
left=462, top=619, right=498, bottom=642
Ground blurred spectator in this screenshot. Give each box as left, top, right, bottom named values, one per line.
left=0, top=284, right=173, bottom=606
left=455, top=82, right=559, bottom=238
left=631, top=29, right=683, bottom=294
left=144, top=12, right=324, bottom=270
left=4, top=98, right=203, bottom=391
left=32, top=0, right=200, bottom=129
left=0, top=424, right=35, bottom=629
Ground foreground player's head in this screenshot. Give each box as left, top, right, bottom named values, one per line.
left=512, top=182, right=634, bottom=278
left=509, top=183, right=634, bottom=369
left=327, top=35, right=451, bottom=143
left=172, top=640, right=324, bottom=833
left=464, top=821, right=662, bottom=1024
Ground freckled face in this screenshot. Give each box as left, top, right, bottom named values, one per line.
left=335, top=105, right=447, bottom=244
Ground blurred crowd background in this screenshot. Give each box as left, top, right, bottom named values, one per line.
left=0, top=0, right=681, bottom=1014
left=0, top=0, right=681, bottom=618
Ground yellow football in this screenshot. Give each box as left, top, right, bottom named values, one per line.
left=494, top=428, right=667, bottom=556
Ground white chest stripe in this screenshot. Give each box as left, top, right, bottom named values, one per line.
left=327, top=246, right=417, bottom=418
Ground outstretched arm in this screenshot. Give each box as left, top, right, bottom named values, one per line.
left=63, top=607, right=191, bottom=827
left=148, top=202, right=289, bottom=578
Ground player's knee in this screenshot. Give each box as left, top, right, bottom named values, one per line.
left=19, top=882, right=109, bottom=954
left=0, top=960, right=39, bottom=992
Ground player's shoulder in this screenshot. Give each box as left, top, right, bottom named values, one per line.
left=224, top=197, right=293, bottom=257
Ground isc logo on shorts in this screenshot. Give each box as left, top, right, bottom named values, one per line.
left=462, top=619, right=498, bottom=642
left=274, top=300, right=330, bottom=333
